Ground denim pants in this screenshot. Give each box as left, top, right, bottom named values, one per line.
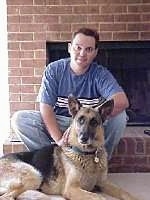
left=11, top=110, right=127, bottom=159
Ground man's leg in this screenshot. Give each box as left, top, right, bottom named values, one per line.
left=103, top=111, right=128, bottom=160
left=11, top=110, right=71, bottom=151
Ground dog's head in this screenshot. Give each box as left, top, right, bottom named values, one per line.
left=67, top=95, right=114, bottom=152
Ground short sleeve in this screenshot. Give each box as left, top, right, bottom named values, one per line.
left=37, top=63, right=59, bottom=106
left=96, top=66, right=123, bottom=99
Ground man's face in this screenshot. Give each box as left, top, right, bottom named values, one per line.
left=68, top=33, right=98, bottom=70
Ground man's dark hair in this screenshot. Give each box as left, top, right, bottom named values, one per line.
left=72, top=27, right=99, bottom=49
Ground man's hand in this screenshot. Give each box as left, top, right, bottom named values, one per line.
left=56, top=127, right=70, bottom=146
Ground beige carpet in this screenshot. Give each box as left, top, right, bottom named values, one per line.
left=18, top=173, right=149, bottom=200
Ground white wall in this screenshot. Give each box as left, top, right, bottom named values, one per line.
left=0, top=0, right=10, bottom=156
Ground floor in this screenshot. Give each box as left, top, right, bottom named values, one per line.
left=18, top=173, right=149, bottom=200
left=104, top=173, right=149, bottom=200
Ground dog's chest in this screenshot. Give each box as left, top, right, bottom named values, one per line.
left=63, top=151, right=107, bottom=190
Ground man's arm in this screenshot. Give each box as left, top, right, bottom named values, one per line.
left=110, top=92, right=129, bottom=117
left=40, top=103, right=64, bottom=145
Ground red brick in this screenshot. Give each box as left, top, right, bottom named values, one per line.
left=123, top=156, right=136, bottom=165
left=21, top=77, right=41, bottom=84
left=88, top=0, right=141, bottom=3
left=128, top=5, right=150, bottom=13
left=7, top=16, right=20, bottom=23
left=99, top=32, right=113, bottom=41
left=34, top=33, right=46, bottom=40
left=61, top=0, right=87, bottom=4
left=20, top=24, right=47, bottom=32
left=113, top=32, right=139, bottom=40
left=101, top=5, right=127, bottom=14
left=21, top=59, right=45, bottom=68
left=145, top=138, right=150, bottom=155
left=9, top=94, right=21, bottom=102
left=71, top=24, right=99, bottom=32
left=7, top=24, right=20, bottom=32
left=100, top=23, right=126, bottom=32
left=19, top=6, right=47, bottom=15
left=8, top=33, right=33, bottom=41
left=8, top=42, right=20, bottom=50
left=10, top=102, right=35, bottom=112
left=21, top=42, right=45, bottom=50
left=21, top=68, right=34, bottom=76
left=9, top=68, right=21, bottom=76
left=140, top=32, right=150, bottom=40
left=116, top=139, right=127, bottom=155
left=60, top=33, right=72, bottom=41
left=7, top=0, right=33, bottom=5
left=128, top=23, right=150, bottom=31
left=34, top=50, right=46, bottom=59
left=34, top=0, right=60, bottom=5
left=21, top=85, right=35, bottom=93
left=73, top=6, right=99, bottom=14
left=114, top=14, right=141, bottom=22
left=7, top=6, right=20, bottom=15
left=88, top=15, right=114, bottom=23
left=46, top=32, right=61, bottom=41
left=136, top=141, right=145, bottom=154
left=46, top=6, right=72, bottom=14
left=21, top=94, right=37, bottom=101
left=20, top=51, right=34, bottom=59
left=134, top=156, right=148, bottom=165
left=9, top=85, right=21, bottom=93
left=8, top=59, right=20, bottom=68
left=60, top=15, right=87, bottom=23
left=34, top=68, right=44, bottom=76
left=8, top=77, right=21, bottom=84
left=8, top=51, right=20, bottom=59
left=126, top=138, right=136, bottom=154
left=47, top=24, right=71, bottom=32
left=34, top=15, right=59, bottom=23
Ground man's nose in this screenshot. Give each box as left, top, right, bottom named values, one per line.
left=79, top=48, right=87, bottom=56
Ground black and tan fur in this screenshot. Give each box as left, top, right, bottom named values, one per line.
left=0, top=96, right=140, bottom=200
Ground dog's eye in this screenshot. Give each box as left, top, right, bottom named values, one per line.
left=90, top=118, right=98, bottom=127
left=78, top=116, right=85, bottom=125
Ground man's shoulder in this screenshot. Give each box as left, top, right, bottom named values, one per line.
left=48, top=58, right=70, bottom=68
left=91, top=62, right=107, bottom=74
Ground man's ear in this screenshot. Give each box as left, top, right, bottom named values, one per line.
left=68, top=43, right=71, bottom=54
left=68, top=95, right=81, bottom=118
left=97, top=99, right=114, bottom=122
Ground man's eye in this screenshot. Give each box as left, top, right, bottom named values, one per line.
left=76, top=46, right=81, bottom=51
left=86, top=47, right=94, bottom=53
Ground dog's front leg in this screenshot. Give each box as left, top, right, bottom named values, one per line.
left=100, top=180, right=140, bottom=200
left=63, top=186, right=106, bottom=200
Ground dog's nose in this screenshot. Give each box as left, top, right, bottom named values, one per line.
left=79, top=133, right=89, bottom=144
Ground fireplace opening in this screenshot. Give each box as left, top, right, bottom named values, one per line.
left=46, top=41, right=150, bottom=126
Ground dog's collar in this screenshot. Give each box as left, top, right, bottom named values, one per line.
left=67, top=146, right=96, bottom=155
left=65, top=145, right=105, bottom=163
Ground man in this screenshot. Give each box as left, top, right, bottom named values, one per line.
left=11, top=27, right=129, bottom=159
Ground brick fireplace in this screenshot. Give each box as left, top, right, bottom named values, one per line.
left=7, top=0, right=150, bottom=115
left=6, top=0, right=150, bottom=171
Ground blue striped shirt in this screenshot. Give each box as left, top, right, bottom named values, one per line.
left=37, top=58, right=123, bottom=117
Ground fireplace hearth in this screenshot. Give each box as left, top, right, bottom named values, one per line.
left=46, top=41, right=150, bottom=126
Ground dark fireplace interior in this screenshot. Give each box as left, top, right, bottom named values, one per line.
left=46, top=41, right=150, bottom=126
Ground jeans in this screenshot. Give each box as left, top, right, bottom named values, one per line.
left=11, top=110, right=127, bottom=160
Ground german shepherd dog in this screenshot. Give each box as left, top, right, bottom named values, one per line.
left=0, top=96, right=140, bottom=200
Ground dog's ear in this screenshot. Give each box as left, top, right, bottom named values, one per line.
left=68, top=95, right=81, bottom=118
left=97, top=99, right=114, bottom=122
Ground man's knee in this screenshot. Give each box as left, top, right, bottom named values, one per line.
left=11, top=110, right=26, bottom=129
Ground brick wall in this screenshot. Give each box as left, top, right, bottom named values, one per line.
left=7, top=0, right=150, bottom=115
